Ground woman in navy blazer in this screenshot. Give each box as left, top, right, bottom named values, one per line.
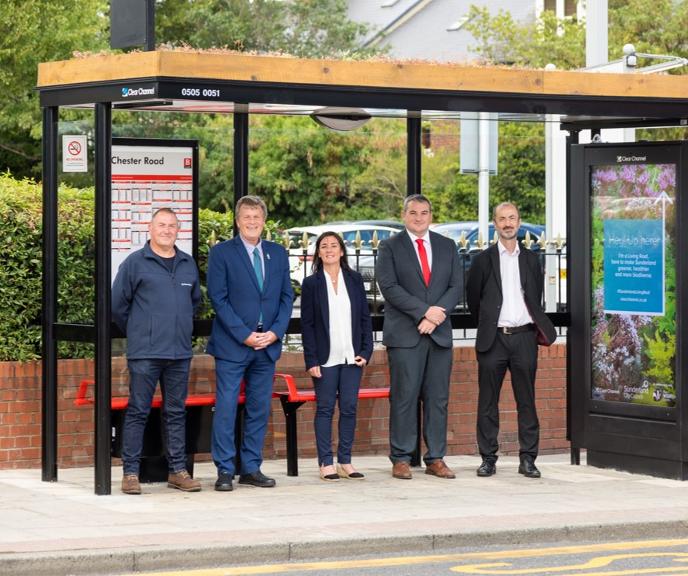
left=300, top=232, right=373, bottom=481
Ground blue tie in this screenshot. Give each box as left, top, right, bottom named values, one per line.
left=253, top=248, right=263, bottom=291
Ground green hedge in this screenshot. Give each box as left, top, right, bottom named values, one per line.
left=0, top=175, right=45, bottom=361
left=0, top=174, right=239, bottom=361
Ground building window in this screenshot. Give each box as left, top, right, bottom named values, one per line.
left=544, top=0, right=577, bottom=16
left=447, top=15, right=472, bottom=31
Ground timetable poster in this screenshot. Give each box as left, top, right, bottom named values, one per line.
left=111, top=143, right=194, bottom=280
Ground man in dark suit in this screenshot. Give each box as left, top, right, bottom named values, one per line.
left=376, top=194, right=461, bottom=480
left=207, top=195, right=293, bottom=492
left=466, top=202, right=556, bottom=479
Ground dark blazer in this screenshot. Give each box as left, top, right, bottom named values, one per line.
left=300, top=268, right=373, bottom=370
left=466, top=243, right=556, bottom=353
left=206, top=236, right=293, bottom=363
left=376, top=230, right=461, bottom=349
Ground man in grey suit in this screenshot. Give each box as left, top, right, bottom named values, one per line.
left=376, top=194, right=461, bottom=480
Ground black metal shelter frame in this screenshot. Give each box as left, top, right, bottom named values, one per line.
left=37, top=51, right=688, bottom=493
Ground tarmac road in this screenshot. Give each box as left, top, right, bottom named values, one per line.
left=112, top=538, right=688, bottom=576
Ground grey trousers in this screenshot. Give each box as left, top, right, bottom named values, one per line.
left=387, top=336, right=452, bottom=464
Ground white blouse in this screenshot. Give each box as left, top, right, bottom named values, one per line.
left=322, top=269, right=356, bottom=367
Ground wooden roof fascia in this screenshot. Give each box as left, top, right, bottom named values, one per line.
left=36, top=50, right=688, bottom=104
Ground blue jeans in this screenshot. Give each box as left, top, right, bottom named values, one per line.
left=121, top=358, right=191, bottom=475
left=212, top=350, right=275, bottom=476
left=313, top=364, right=362, bottom=466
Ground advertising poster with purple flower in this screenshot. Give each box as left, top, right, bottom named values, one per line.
left=591, top=163, right=676, bottom=407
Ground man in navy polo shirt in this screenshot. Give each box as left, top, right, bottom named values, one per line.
left=112, top=207, right=201, bottom=495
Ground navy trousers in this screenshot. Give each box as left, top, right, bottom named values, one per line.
left=122, top=358, right=191, bottom=476
left=313, top=363, right=362, bottom=466
left=211, top=350, right=275, bottom=476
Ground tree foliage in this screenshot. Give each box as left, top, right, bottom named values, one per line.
left=0, top=0, right=108, bottom=177
left=156, top=0, right=376, bottom=58
left=466, top=0, right=688, bottom=70
left=465, top=6, right=585, bottom=69
left=248, top=115, right=372, bottom=226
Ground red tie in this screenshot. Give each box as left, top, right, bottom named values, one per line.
left=416, top=238, right=431, bottom=286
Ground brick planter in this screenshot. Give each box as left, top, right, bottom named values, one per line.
left=0, top=345, right=568, bottom=469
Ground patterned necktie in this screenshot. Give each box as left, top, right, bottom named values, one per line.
left=416, top=238, right=431, bottom=286
left=253, top=248, right=263, bottom=291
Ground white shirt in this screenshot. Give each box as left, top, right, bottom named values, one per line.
left=406, top=229, right=433, bottom=271
left=497, top=240, right=533, bottom=328
left=322, top=269, right=356, bottom=367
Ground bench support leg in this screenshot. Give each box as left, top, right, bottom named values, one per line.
left=570, top=445, right=581, bottom=465
left=280, top=398, right=305, bottom=477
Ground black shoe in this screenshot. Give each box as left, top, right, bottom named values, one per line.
left=215, top=471, right=234, bottom=491
left=476, top=460, right=496, bottom=477
left=238, top=470, right=276, bottom=488
left=518, top=459, right=541, bottom=478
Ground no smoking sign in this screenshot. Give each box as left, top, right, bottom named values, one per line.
left=67, top=140, right=81, bottom=156
left=62, top=134, right=87, bottom=172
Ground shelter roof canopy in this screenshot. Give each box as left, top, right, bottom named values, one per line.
left=36, top=50, right=688, bottom=122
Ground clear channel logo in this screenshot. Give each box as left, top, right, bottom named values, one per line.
left=120, top=86, right=155, bottom=98
left=616, top=155, right=647, bottom=162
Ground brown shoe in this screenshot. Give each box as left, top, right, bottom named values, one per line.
left=425, top=459, right=456, bottom=479
left=168, top=470, right=201, bottom=492
left=121, top=474, right=141, bottom=495
left=392, top=461, right=412, bottom=480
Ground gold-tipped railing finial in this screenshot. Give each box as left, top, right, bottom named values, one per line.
left=354, top=230, right=363, bottom=251
left=371, top=230, right=380, bottom=250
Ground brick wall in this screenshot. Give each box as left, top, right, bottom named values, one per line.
left=0, top=345, right=568, bottom=469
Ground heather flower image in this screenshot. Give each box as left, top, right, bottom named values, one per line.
left=590, top=163, right=676, bottom=407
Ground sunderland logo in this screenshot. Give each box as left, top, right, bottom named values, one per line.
left=121, top=86, right=155, bottom=98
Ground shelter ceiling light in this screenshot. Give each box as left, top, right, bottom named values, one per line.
left=311, top=107, right=371, bottom=131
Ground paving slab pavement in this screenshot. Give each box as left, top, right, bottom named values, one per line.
left=1, top=453, right=688, bottom=575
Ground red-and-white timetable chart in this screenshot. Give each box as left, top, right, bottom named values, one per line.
left=111, top=142, right=195, bottom=279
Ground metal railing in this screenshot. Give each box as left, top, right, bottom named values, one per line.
left=278, top=229, right=568, bottom=343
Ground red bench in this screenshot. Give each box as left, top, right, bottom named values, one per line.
left=76, top=374, right=404, bottom=478
left=75, top=375, right=294, bottom=477
left=74, top=375, right=290, bottom=408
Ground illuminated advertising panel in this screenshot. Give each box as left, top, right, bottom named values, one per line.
left=590, top=161, right=676, bottom=407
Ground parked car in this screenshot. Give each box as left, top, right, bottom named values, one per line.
left=285, top=223, right=400, bottom=290
left=362, top=221, right=548, bottom=314
left=350, top=219, right=406, bottom=231
left=430, top=221, right=478, bottom=243
left=431, top=221, right=545, bottom=250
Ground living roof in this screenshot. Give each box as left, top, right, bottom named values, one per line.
left=37, top=50, right=688, bottom=128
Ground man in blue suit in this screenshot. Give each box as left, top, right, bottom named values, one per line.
left=207, top=195, right=293, bottom=491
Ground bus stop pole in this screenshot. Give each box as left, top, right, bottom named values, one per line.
left=407, top=116, right=421, bottom=196
left=234, top=109, right=249, bottom=204
left=566, top=129, right=580, bottom=466
left=406, top=116, right=423, bottom=467
left=41, top=106, right=59, bottom=482
left=94, top=102, right=113, bottom=495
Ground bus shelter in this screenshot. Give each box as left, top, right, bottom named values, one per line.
left=37, top=50, right=688, bottom=493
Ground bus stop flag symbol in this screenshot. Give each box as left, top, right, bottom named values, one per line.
left=62, top=134, right=87, bottom=173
